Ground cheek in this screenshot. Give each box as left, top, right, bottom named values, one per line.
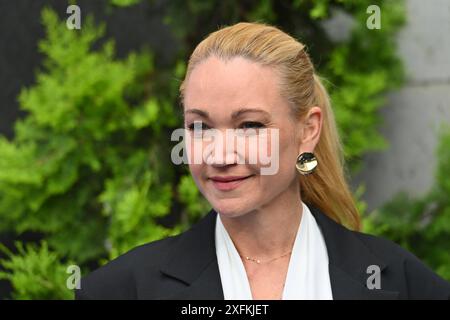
left=188, top=163, right=207, bottom=196
left=255, top=147, right=297, bottom=200
left=188, top=163, right=203, bottom=180
left=244, top=129, right=277, bottom=169
left=186, top=136, right=206, bottom=165
left=245, top=128, right=290, bottom=176
left=265, top=128, right=298, bottom=180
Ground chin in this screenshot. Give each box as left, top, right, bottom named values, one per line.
left=211, top=199, right=252, bottom=218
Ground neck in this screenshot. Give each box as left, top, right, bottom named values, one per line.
left=219, top=182, right=303, bottom=260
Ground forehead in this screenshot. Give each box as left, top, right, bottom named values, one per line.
left=183, top=56, right=284, bottom=115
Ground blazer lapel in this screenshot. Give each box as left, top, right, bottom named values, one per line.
left=160, top=205, right=399, bottom=300
left=159, top=209, right=224, bottom=299
left=310, top=205, right=399, bottom=300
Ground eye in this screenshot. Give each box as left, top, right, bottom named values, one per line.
left=186, top=121, right=210, bottom=131
left=239, top=121, right=265, bottom=129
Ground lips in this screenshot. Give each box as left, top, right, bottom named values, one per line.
left=209, top=175, right=253, bottom=191
left=210, top=175, right=251, bottom=182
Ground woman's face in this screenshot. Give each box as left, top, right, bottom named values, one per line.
left=183, top=55, right=318, bottom=217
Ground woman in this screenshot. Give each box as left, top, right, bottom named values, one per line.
left=76, top=22, right=450, bottom=300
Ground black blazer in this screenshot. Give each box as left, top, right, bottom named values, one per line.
left=76, top=205, right=450, bottom=300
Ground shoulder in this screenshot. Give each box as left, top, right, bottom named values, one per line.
left=310, top=205, right=450, bottom=299
left=75, top=234, right=181, bottom=300
left=352, top=230, right=450, bottom=299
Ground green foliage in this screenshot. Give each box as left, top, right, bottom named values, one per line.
left=0, top=241, right=73, bottom=300
left=110, top=0, right=141, bottom=7
left=363, top=127, right=450, bottom=281
left=325, top=1, right=405, bottom=171
left=177, top=175, right=211, bottom=229
left=0, top=7, right=204, bottom=298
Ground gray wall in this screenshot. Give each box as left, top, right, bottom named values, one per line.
left=352, top=0, right=450, bottom=211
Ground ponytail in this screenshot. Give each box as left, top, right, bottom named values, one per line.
left=299, top=74, right=361, bottom=230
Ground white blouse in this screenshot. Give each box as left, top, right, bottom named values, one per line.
left=215, top=201, right=333, bottom=300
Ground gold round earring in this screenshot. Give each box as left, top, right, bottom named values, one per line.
left=296, top=152, right=318, bottom=175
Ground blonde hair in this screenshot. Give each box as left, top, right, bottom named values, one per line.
left=179, top=22, right=361, bottom=231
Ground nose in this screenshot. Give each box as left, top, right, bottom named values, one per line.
left=208, top=154, right=238, bottom=167
left=205, top=129, right=240, bottom=167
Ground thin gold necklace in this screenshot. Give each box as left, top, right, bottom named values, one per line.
left=239, top=250, right=292, bottom=264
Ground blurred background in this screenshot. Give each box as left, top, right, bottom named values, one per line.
left=0, top=0, right=449, bottom=299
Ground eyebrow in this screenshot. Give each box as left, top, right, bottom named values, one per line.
left=184, top=107, right=271, bottom=119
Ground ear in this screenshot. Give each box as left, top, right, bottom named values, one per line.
left=297, top=106, right=323, bottom=154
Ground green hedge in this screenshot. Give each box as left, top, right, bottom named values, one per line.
left=364, top=126, right=450, bottom=281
